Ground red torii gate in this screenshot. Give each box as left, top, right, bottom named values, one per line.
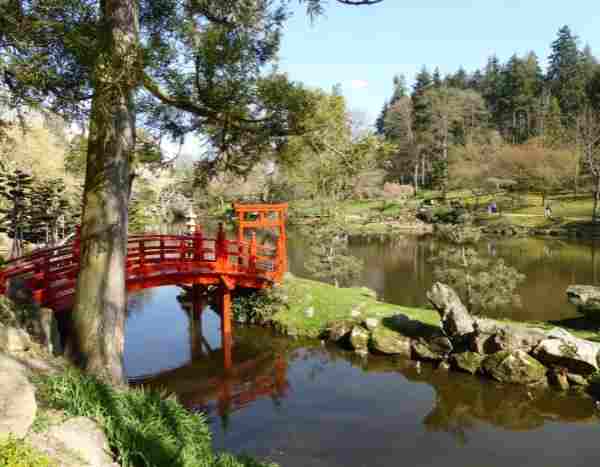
left=0, top=202, right=288, bottom=357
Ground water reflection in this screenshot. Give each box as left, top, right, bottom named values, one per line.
left=290, top=232, right=600, bottom=322
left=125, top=278, right=600, bottom=467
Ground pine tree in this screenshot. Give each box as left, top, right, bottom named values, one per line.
left=412, top=66, right=434, bottom=133
left=481, top=55, right=504, bottom=130
left=547, top=25, right=587, bottom=123
left=432, top=67, right=443, bottom=88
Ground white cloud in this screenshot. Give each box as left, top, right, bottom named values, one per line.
left=348, top=79, right=369, bottom=90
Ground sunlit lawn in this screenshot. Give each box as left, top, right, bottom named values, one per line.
left=511, top=197, right=594, bottom=219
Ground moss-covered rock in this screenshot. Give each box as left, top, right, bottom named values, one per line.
left=482, top=350, right=547, bottom=385
left=451, top=352, right=485, bottom=375
left=412, top=340, right=444, bottom=361
left=370, top=327, right=411, bottom=357
left=349, top=326, right=370, bottom=355
left=327, top=320, right=354, bottom=343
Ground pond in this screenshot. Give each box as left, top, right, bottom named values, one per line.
left=125, top=231, right=600, bottom=467
left=289, top=233, right=600, bottom=322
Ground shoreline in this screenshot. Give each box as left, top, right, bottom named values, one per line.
left=251, top=275, right=600, bottom=397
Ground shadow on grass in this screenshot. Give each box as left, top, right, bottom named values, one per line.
left=546, top=317, right=600, bottom=343
left=381, top=314, right=441, bottom=339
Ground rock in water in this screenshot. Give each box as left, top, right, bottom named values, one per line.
left=451, top=352, right=485, bottom=375
left=364, top=317, right=380, bottom=331
left=548, top=368, right=570, bottom=391
left=412, top=340, right=444, bottom=361
left=533, top=328, right=600, bottom=375
left=350, top=326, right=370, bottom=355
left=427, top=282, right=474, bottom=339
left=0, top=353, right=37, bottom=438
left=327, top=321, right=354, bottom=343
left=567, top=373, right=589, bottom=386
left=482, top=350, right=547, bottom=385
left=566, top=285, right=600, bottom=318
left=370, top=327, right=411, bottom=357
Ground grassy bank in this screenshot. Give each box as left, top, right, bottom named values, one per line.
left=270, top=275, right=441, bottom=338
left=32, top=370, right=274, bottom=467
left=268, top=275, right=600, bottom=343
left=0, top=296, right=274, bottom=467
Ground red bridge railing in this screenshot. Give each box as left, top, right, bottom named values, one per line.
left=0, top=223, right=286, bottom=311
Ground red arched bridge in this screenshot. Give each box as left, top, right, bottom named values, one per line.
left=0, top=203, right=288, bottom=345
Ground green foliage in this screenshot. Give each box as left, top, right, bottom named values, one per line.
left=304, top=215, right=364, bottom=287
left=232, top=287, right=287, bottom=325
left=37, top=370, right=274, bottom=467
left=0, top=436, right=56, bottom=467
left=431, top=226, right=526, bottom=313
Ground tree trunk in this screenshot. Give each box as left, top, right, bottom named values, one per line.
left=594, top=174, right=600, bottom=223
left=71, top=0, right=139, bottom=384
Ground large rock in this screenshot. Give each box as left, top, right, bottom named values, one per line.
left=0, top=353, right=37, bottom=438
left=482, top=350, right=548, bottom=385
left=46, top=417, right=116, bottom=467
left=370, top=326, right=411, bottom=357
left=532, top=328, right=600, bottom=375
left=0, top=323, right=32, bottom=352
left=451, top=352, right=485, bottom=375
left=472, top=323, right=549, bottom=354
left=349, top=326, right=370, bottom=355
left=427, top=283, right=474, bottom=339
left=566, top=285, right=600, bottom=318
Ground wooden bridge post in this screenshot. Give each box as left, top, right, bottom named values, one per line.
left=192, top=284, right=203, bottom=318
left=221, top=285, right=233, bottom=372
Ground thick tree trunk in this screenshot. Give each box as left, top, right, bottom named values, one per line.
left=72, top=0, right=139, bottom=384
left=594, top=174, right=600, bottom=224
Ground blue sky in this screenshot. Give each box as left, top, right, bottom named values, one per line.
left=278, top=0, right=600, bottom=124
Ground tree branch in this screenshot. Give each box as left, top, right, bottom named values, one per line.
left=336, top=0, right=384, bottom=4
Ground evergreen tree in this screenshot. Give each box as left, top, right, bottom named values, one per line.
left=447, top=66, right=468, bottom=90
left=390, top=74, right=408, bottom=104
left=432, top=67, right=443, bottom=88
left=412, top=66, right=434, bottom=133
left=547, top=25, right=587, bottom=123
left=481, top=55, right=504, bottom=129
left=375, top=101, right=389, bottom=135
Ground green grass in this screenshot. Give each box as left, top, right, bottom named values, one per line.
left=511, top=197, right=594, bottom=219
left=34, top=370, right=275, bottom=467
left=270, top=275, right=600, bottom=343
left=271, top=275, right=441, bottom=338
left=0, top=436, right=56, bottom=467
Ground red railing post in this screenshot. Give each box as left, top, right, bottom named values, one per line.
left=249, top=232, right=257, bottom=273
left=194, top=225, right=204, bottom=261
left=139, top=240, right=145, bottom=269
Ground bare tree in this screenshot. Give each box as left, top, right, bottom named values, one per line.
left=577, top=107, right=600, bottom=222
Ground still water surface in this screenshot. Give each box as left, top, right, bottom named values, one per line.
left=125, top=235, right=600, bottom=467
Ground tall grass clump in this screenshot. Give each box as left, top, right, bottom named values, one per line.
left=36, top=370, right=276, bottom=467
